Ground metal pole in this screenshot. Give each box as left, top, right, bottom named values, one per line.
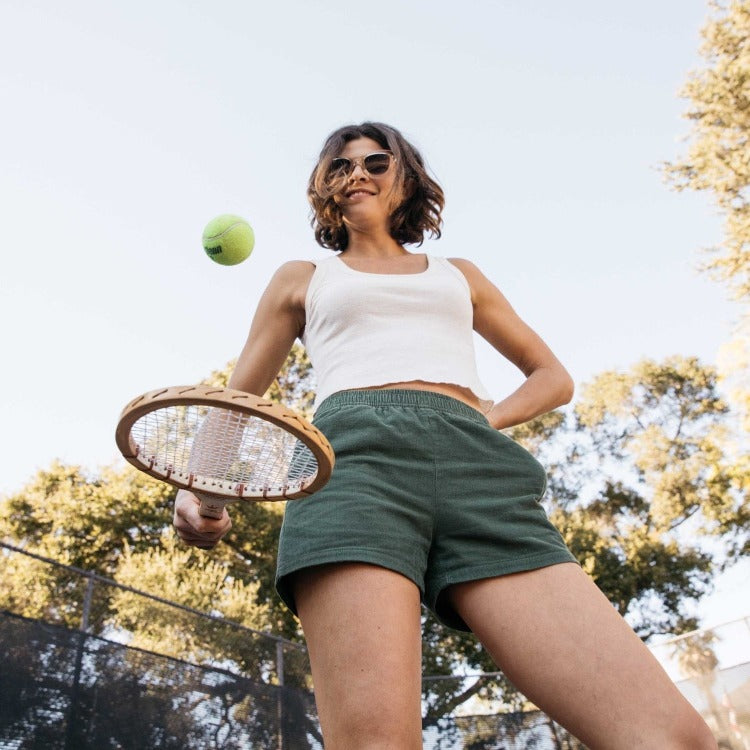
left=64, top=576, right=94, bottom=750
left=277, top=641, right=285, bottom=750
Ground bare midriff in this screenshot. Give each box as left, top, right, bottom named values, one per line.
left=355, top=380, right=486, bottom=413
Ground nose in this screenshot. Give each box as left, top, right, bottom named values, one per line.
left=348, top=162, right=367, bottom=180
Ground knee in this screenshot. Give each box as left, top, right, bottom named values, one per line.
left=322, top=711, right=422, bottom=750
left=662, top=710, right=718, bottom=750
left=612, top=704, right=717, bottom=750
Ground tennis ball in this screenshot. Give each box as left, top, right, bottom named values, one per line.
left=202, top=214, right=255, bottom=265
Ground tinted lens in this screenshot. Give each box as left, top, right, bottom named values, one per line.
left=364, top=153, right=391, bottom=175
left=328, top=157, right=351, bottom=177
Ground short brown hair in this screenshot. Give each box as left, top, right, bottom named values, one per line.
left=307, top=122, right=445, bottom=251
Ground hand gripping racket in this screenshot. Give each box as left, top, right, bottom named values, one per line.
left=115, top=385, right=334, bottom=518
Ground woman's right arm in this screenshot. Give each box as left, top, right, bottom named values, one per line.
left=229, top=260, right=314, bottom=394
left=173, top=260, right=315, bottom=548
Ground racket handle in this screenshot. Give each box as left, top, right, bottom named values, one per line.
left=193, top=492, right=228, bottom=520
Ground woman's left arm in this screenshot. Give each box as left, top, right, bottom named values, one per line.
left=450, top=258, right=574, bottom=431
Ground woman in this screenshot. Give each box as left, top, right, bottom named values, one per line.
left=174, top=122, right=716, bottom=750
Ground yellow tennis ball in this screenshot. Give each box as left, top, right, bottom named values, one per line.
left=202, top=214, right=255, bottom=265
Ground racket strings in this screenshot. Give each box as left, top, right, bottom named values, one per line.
left=130, top=404, right=318, bottom=493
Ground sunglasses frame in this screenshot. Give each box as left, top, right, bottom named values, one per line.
left=327, top=151, right=396, bottom=178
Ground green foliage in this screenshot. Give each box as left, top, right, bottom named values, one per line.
left=421, top=610, right=528, bottom=727
left=663, top=1, right=750, bottom=491
left=664, top=0, right=750, bottom=300
left=0, top=461, right=172, bottom=571
left=0, top=347, right=315, bottom=646
left=202, top=341, right=316, bottom=418
left=514, top=355, right=747, bottom=638
left=111, top=533, right=275, bottom=674
left=0, top=461, right=175, bottom=631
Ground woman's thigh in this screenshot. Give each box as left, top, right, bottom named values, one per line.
left=447, top=563, right=716, bottom=750
left=293, top=562, right=424, bottom=750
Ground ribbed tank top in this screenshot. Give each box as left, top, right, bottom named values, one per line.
left=302, top=255, right=493, bottom=412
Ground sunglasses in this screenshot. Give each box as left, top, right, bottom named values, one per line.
left=327, top=151, right=395, bottom=178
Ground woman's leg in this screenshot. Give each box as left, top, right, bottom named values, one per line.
left=293, top=562, right=424, bottom=750
left=446, top=562, right=717, bottom=750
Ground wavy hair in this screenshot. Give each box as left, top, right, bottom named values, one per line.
left=307, top=122, right=445, bottom=251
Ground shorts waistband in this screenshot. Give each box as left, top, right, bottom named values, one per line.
left=315, top=389, right=489, bottom=423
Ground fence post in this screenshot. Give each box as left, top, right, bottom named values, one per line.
left=277, top=640, right=285, bottom=750
left=64, top=575, right=94, bottom=750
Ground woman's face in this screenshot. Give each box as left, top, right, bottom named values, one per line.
left=331, top=137, right=400, bottom=229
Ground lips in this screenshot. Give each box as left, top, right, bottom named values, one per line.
left=345, top=190, right=375, bottom=198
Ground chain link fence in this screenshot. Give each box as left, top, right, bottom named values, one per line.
left=1, top=541, right=746, bottom=748
left=0, top=611, right=320, bottom=750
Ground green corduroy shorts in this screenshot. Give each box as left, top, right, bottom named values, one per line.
left=275, top=389, right=577, bottom=632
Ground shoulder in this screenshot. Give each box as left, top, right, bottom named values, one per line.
left=263, top=260, right=318, bottom=311
left=446, top=258, right=486, bottom=278
left=267, top=259, right=318, bottom=291
left=445, top=257, right=494, bottom=304
left=446, top=257, right=483, bottom=277
left=272, top=259, right=318, bottom=282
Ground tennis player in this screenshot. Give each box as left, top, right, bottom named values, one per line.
left=174, top=123, right=717, bottom=750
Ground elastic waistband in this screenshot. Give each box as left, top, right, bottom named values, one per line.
left=315, top=389, right=489, bottom=423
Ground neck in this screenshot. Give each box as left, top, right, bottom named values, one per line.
left=342, top=228, right=405, bottom=258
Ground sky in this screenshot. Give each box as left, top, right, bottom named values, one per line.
left=1, top=1, right=746, bottom=629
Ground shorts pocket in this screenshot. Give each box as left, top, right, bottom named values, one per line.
left=492, top=431, right=548, bottom=500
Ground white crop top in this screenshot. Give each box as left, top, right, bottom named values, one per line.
left=302, top=254, right=494, bottom=412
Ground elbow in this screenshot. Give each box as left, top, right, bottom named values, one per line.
left=559, top=373, right=575, bottom=405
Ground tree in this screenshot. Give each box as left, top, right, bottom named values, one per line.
left=0, top=346, right=320, bottom=744
left=111, top=534, right=272, bottom=670
left=664, top=0, right=750, bottom=300
left=0, top=346, right=316, bottom=642
left=0, top=462, right=175, bottom=630
left=201, top=341, right=316, bottom=418
left=560, top=357, right=747, bottom=621
left=664, top=0, right=750, bottom=439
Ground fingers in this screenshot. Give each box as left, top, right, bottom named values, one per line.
left=173, top=489, right=232, bottom=549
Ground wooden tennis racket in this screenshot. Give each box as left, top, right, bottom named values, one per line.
left=115, top=385, right=334, bottom=518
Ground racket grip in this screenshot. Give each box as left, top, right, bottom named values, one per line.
left=193, top=493, right=228, bottom=519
